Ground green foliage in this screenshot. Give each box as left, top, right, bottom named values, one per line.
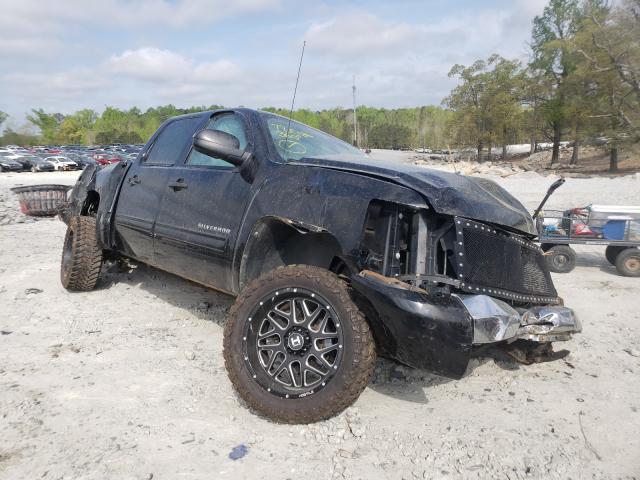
left=445, top=55, right=524, bottom=157
left=0, top=128, right=40, bottom=146
left=21, top=104, right=451, bottom=149
left=26, top=109, right=61, bottom=144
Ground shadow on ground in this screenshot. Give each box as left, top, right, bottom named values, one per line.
left=93, top=260, right=575, bottom=407
left=97, top=260, right=235, bottom=326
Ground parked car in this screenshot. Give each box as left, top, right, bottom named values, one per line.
left=0, top=151, right=22, bottom=160
left=77, top=156, right=98, bottom=169
left=92, top=153, right=121, bottom=165
left=61, top=108, right=580, bottom=423
left=13, top=155, right=41, bottom=170
left=45, top=156, right=78, bottom=171
left=31, top=158, right=56, bottom=172
left=0, top=157, right=23, bottom=172
left=65, top=153, right=96, bottom=169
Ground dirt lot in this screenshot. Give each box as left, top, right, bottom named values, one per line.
left=1, top=165, right=640, bottom=479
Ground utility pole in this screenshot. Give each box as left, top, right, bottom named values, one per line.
left=352, top=75, right=358, bottom=148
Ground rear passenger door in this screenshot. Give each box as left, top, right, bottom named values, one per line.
left=153, top=112, right=253, bottom=292
left=113, top=116, right=203, bottom=264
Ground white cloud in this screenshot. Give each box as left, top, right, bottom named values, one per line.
left=0, top=37, right=64, bottom=57
left=105, top=47, right=241, bottom=84
left=2, top=47, right=243, bottom=116
left=294, top=8, right=541, bottom=109
left=106, top=48, right=193, bottom=82
left=302, top=10, right=520, bottom=63
left=0, top=1, right=550, bottom=121
left=306, top=13, right=421, bottom=56
left=0, top=0, right=280, bottom=58
left=0, top=0, right=281, bottom=29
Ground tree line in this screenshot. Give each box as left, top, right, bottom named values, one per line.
left=446, top=0, right=639, bottom=171
left=0, top=104, right=453, bottom=151
left=1, top=0, right=638, bottom=171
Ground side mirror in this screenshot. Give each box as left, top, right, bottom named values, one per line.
left=192, top=129, right=256, bottom=183
left=193, top=129, right=249, bottom=168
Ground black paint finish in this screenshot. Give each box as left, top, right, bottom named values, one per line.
left=63, top=107, right=556, bottom=379
left=351, top=274, right=474, bottom=379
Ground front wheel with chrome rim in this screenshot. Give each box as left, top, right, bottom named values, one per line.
left=223, top=265, right=376, bottom=423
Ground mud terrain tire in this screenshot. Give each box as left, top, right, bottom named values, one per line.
left=224, top=265, right=376, bottom=423
left=60, top=216, right=103, bottom=291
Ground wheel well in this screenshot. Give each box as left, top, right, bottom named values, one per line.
left=239, top=217, right=346, bottom=290
left=81, top=190, right=100, bottom=216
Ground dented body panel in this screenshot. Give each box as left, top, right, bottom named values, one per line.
left=352, top=271, right=474, bottom=378
left=63, top=108, right=580, bottom=379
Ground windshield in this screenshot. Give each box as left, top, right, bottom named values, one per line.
left=263, top=113, right=363, bottom=162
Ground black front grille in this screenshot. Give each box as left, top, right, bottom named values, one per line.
left=453, top=217, right=558, bottom=303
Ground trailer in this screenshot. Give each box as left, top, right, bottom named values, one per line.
left=537, top=204, right=640, bottom=276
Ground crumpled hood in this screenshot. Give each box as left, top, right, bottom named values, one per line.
left=293, top=154, right=536, bottom=236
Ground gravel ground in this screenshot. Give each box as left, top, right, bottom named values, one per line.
left=1, top=164, right=639, bottom=479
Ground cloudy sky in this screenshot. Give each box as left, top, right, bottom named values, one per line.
left=0, top=0, right=547, bottom=129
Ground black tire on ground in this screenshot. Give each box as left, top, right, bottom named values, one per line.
left=545, top=245, right=577, bottom=273
left=60, top=216, right=103, bottom=291
left=223, top=265, right=376, bottom=424
left=615, top=248, right=640, bottom=277
left=605, top=245, right=627, bottom=265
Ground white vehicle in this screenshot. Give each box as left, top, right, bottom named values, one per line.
left=45, top=156, right=78, bottom=171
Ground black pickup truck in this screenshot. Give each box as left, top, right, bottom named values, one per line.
left=61, top=108, right=581, bottom=423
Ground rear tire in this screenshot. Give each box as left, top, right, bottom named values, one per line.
left=605, top=245, right=626, bottom=265
left=545, top=245, right=576, bottom=273
left=60, top=216, right=103, bottom=291
left=223, top=265, right=376, bottom=423
left=615, top=248, right=640, bottom=277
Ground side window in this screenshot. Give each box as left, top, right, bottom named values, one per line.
left=145, top=117, right=202, bottom=165
left=187, top=113, right=248, bottom=168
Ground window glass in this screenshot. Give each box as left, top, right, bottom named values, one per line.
left=263, top=114, right=363, bottom=162
left=145, top=116, right=202, bottom=165
left=187, top=113, right=248, bottom=168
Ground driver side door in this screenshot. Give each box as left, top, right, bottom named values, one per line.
left=113, top=115, right=204, bottom=264
left=153, top=112, right=253, bottom=292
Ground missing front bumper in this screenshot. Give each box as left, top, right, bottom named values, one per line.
left=351, top=270, right=580, bottom=379
left=455, top=294, right=581, bottom=344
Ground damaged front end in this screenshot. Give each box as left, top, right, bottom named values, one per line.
left=351, top=202, right=581, bottom=379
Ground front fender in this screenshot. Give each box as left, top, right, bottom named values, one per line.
left=61, top=164, right=99, bottom=224
left=351, top=270, right=474, bottom=379
left=94, top=161, right=133, bottom=249
left=232, top=165, right=428, bottom=292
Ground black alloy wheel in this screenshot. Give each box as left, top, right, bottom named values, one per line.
left=224, top=265, right=376, bottom=423
left=243, top=288, right=344, bottom=398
